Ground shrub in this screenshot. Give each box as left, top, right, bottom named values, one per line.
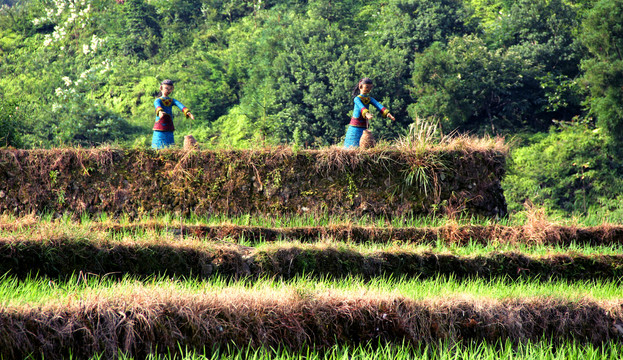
left=503, top=123, right=623, bottom=217
left=0, top=97, right=23, bottom=148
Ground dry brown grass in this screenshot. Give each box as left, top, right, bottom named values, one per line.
left=3, top=230, right=622, bottom=281
left=1, top=287, right=621, bottom=359
left=3, top=212, right=623, bottom=247
left=0, top=213, right=40, bottom=231
left=441, top=134, right=509, bottom=155
left=391, top=119, right=509, bottom=155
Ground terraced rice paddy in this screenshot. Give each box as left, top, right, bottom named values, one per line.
left=0, top=213, right=622, bottom=359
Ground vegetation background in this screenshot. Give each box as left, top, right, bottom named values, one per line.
left=1, top=0, right=622, bottom=220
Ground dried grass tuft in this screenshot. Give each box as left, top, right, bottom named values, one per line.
left=4, top=214, right=623, bottom=249
left=359, top=130, right=376, bottom=149
left=313, top=146, right=365, bottom=175
left=0, top=213, right=40, bottom=231
left=183, top=135, right=198, bottom=151
left=521, top=202, right=565, bottom=245
left=443, top=133, right=509, bottom=155
left=394, top=118, right=448, bottom=150
left=392, top=118, right=509, bottom=156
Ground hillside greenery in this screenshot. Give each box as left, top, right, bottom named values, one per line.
left=1, top=0, right=623, bottom=219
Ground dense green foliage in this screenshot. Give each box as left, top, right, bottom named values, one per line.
left=580, top=0, right=623, bottom=147
left=0, top=0, right=596, bottom=146
left=503, top=123, right=623, bottom=219
left=411, top=0, right=585, bottom=134
left=0, top=98, right=23, bottom=147
left=2, top=0, right=623, bottom=217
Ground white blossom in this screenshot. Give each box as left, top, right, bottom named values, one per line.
left=39, top=0, right=100, bottom=48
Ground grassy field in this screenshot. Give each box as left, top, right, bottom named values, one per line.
left=1, top=212, right=622, bottom=359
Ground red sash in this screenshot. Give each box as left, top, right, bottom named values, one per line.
left=153, top=113, right=175, bottom=131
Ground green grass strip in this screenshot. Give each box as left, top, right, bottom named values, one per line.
left=1, top=212, right=502, bottom=231
left=98, top=340, right=623, bottom=360
left=1, top=274, right=622, bottom=307
left=8, top=208, right=622, bottom=227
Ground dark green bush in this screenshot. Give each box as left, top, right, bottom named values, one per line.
left=503, top=123, right=623, bottom=218
left=580, top=0, right=623, bottom=148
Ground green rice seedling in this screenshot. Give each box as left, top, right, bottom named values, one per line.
left=2, top=273, right=622, bottom=308
left=83, top=339, right=623, bottom=360
left=6, top=212, right=622, bottom=252
left=6, top=209, right=617, bottom=233
left=434, top=239, right=623, bottom=257
left=97, top=212, right=110, bottom=223
left=579, top=212, right=623, bottom=227
left=250, top=239, right=623, bottom=258
left=77, top=208, right=623, bottom=228
left=122, top=212, right=490, bottom=229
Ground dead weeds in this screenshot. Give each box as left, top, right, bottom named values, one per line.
left=0, top=287, right=620, bottom=360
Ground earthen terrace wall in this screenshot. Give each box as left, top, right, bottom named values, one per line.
left=0, top=147, right=507, bottom=218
